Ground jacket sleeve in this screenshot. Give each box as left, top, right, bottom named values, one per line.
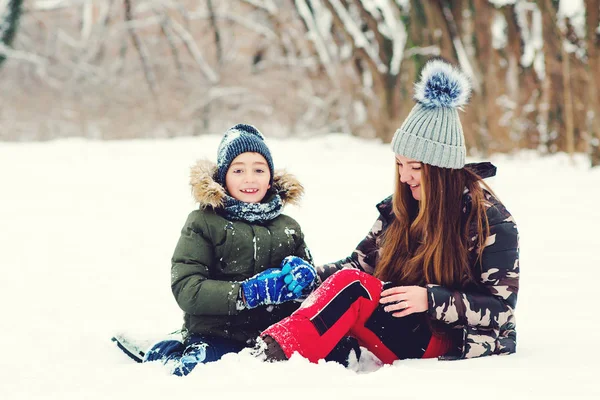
left=426, top=210, right=519, bottom=330
left=317, top=216, right=385, bottom=283
left=171, top=211, right=242, bottom=316
left=293, top=226, right=314, bottom=266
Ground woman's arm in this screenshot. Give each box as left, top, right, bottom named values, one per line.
left=171, top=211, right=242, bottom=316
left=317, top=216, right=385, bottom=282
left=427, top=214, right=519, bottom=330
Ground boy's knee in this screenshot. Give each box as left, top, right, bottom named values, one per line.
left=143, top=340, right=185, bottom=363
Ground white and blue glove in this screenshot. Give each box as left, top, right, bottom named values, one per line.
left=240, top=257, right=316, bottom=309
left=280, top=256, right=317, bottom=296
left=240, top=268, right=297, bottom=309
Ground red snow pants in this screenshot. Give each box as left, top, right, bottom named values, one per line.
left=262, top=269, right=450, bottom=364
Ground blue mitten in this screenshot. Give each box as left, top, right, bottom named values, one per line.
left=280, top=256, right=317, bottom=296
left=240, top=268, right=296, bottom=309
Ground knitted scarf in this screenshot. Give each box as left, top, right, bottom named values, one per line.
left=221, top=192, right=283, bottom=223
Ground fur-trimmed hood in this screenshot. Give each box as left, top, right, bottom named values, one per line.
left=190, top=160, right=304, bottom=209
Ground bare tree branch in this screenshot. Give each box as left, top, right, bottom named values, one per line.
left=0, top=42, right=46, bottom=65
left=239, top=0, right=277, bottom=15
left=441, top=2, right=481, bottom=93
left=327, top=0, right=386, bottom=73
left=169, top=18, right=219, bottom=83
left=295, top=0, right=336, bottom=79
left=123, top=0, right=158, bottom=95
left=207, top=0, right=222, bottom=65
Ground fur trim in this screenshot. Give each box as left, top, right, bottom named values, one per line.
left=190, top=160, right=226, bottom=209
left=272, top=169, right=304, bottom=207
left=190, top=160, right=304, bottom=209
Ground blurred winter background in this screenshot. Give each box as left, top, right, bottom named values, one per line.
left=1, top=1, right=599, bottom=399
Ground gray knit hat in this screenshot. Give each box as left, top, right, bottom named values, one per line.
left=216, top=124, right=274, bottom=186
left=391, top=59, right=472, bottom=169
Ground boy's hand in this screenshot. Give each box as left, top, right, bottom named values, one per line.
left=280, top=256, right=317, bottom=296
left=240, top=268, right=297, bottom=309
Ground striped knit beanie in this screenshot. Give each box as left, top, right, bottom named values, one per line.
left=216, top=124, right=274, bottom=186
left=391, top=59, right=472, bottom=169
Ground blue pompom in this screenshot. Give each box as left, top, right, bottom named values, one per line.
left=414, top=60, right=471, bottom=109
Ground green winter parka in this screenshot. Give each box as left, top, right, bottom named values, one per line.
left=171, top=160, right=312, bottom=345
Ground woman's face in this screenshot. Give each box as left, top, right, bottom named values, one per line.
left=395, top=154, right=423, bottom=200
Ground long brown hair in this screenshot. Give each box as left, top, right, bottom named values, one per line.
left=374, top=163, right=491, bottom=289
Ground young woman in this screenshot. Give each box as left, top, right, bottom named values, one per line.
left=258, top=59, right=519, bottom=363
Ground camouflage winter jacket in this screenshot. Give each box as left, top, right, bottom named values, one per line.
left=318, top=163, right=519, bottom=360
left=171, top=160, right=312, bottom=344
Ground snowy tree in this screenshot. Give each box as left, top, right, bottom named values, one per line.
left=1, top=0, right=599, bottom=167
left=0, top=0, right=22, bottom=67
left=290, top=0, right=600, bottom=162
left=584, top=0, right=600, bottom=166
left=292, top=0, right=415, bottom=140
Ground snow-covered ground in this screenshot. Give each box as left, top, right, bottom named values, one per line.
left=1, top=134, right=598, bottom=399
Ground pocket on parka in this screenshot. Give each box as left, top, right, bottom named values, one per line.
left=214, top=223, right=251, bottom=276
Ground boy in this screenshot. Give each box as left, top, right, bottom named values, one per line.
left=113, top=124, right=315, bottom=375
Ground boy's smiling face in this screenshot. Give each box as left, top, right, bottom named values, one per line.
left=225, top=152, right=271, bottom=203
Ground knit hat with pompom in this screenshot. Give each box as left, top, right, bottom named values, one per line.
left=216, top=124, right=274, bottom=186
left=391, top=59, right=472, bottom=169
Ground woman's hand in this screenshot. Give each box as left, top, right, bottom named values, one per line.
left=379, top=285, right=428, bottom=317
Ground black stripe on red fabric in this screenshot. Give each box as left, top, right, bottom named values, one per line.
left=310, top=280, right=371, bottom=335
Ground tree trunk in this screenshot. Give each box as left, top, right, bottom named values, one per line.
left=560, top=22, right=575, bottom=158
left=585, top=0, right=600, bottom=166
left=502, top=5, right=539, bottom=150
left=539, top=0, right=563, bottom=153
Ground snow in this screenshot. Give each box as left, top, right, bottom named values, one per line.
left=295, top=0, right=335, bottom=78
left=488, top=0, right=517, bottom=6
left=362, top=0, right=407, bottom=76
left=558, top=0, right=585, bottom=20
left=328, top=0, right=387, bottom=73
left=515, top=1, right=545, bottom=80
left=558, top=0, right=586, bottom=52
left=1, top=134, right=599, bottom=399
left=0, top=0, right=11, bottom=39
left=492, top=10, right=508, bottom=50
